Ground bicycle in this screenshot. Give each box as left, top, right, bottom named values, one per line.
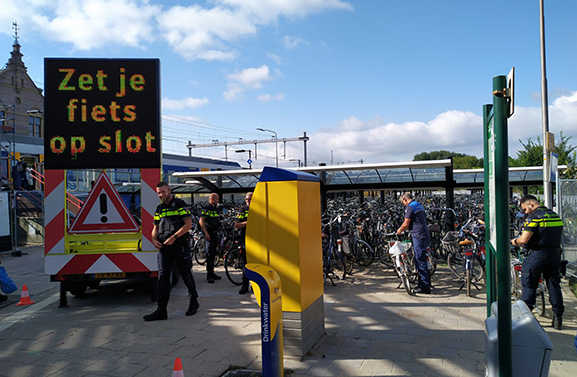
left=387, top=234, right=413, bottom=295
left=511, top=247, right=546, bottom=316
left=224, top=238, right=246, bottom=286
left=340, top=215, right=375, bottom=268
left=443, top=230, right=484, bottom=296
left=321, top=217, right=348, bottom=286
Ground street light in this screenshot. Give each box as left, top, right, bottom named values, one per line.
left=256, top=128, right=278, bottom=167
left=235, top=149, right=252, bottom=169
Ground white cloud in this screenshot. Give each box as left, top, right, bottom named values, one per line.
left=310, top=111, right=483, bottom=163
left=309, top=91, right=577, bottom=164
left=267, top=52, right=283, bottom=64
left=157, top=0, right=351, bottom=60
left=224, top=65, right=276, bottom=100
left=21, top=0, right=159, bottom=50
left=2, top=0, right=352, bottom=61
left=258, top=93, right=285, bottom=102
left=162, top=97, right=209, bottom=110
left=283, top=35, right=309, bottom=49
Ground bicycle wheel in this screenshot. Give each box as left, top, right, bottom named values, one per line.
left=405, top=247, right=419, bottom=285
left=447, top=250, right=464, bottom=280
left=194, top=239, right=207, bottom=265
left=355, top=240, right=374, bottom=267
left=399, top=263, right=412, bottom=295
left=224, top=248, right=244, bottom=286
left=466, top=268, right=472, bottom=297
left=378, top=243, right=395, bottom=270
left=471, top=254, right=485, bottom=282
left=343, top=251, right=354, bottom=275
left=511, top=266, right=523, bottom=301
left=331, top=249, right=347, bottom=281
left=428, top=255, right=437, bottom=276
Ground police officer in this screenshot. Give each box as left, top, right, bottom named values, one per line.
left=199, top=193, right=222, bottom=283
left=511, top=194, right=564, bottom=329
left=397, top=192, right=431, bottom=294
left=144, top=181, right=199, bottom=321
left=234, top=192, right=252, bottom=294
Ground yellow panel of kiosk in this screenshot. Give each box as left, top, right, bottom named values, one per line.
left=246, top=179, right=323, bottom=313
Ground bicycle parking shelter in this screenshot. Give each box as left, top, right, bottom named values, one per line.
left=166, top=160, right=565, bottom=209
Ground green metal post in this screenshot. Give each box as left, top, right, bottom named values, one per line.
left=493, top=75, right=512, bottom=377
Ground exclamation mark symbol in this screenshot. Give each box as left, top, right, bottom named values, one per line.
left=99, top=193, right=108, bottom=223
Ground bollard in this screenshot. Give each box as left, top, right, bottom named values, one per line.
left=244, top=263, right=283, bottom=377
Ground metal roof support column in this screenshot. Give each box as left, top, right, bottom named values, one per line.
left=445, top=158, right=455, bottom=231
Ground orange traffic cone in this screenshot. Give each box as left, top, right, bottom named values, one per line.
left=172, top=357, right=184, bottom=377
left=16, top=284, right=35, bottom=306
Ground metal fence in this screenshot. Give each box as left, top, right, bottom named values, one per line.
left=559, top=179, right=577, bottom=278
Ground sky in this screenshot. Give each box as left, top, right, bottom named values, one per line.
left=1, top=0, right=577, bottom=169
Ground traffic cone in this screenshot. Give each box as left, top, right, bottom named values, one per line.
left=16, top=284, right=35, bottom=306
left=172, top=357, right=184, bottom=377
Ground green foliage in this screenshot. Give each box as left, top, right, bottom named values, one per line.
left=453, top=155, right=484, bottom=169
left=510, top=137, right=543, bottom=167
left=509, top=133, right=577, bottom=178
left=413, top=150, right=483, bottom=169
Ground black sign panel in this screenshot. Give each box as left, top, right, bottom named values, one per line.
left=44, top=58, right=161, bottom=169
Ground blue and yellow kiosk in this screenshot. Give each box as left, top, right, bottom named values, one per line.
left=245, top=167, right=325, bottom=358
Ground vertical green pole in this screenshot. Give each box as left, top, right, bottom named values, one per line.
left=483, top=104, right=496, bottom=318
left=493, top=75, right=512, bottom=377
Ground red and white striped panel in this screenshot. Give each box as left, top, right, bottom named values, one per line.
left=140, top=169, right=160, bottom=252
left=45, top=252, right=157, bottom=275
left=44, top=170, right=66, bottom=255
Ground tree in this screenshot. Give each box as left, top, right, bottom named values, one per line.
left=510, top=137, right=543, bottom=167
left=554, top=131, right=576, bottom=166
left=413, top=150, right=483, bottom=169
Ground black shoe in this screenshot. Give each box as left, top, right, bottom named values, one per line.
left=413, top=287, right=431, bottom=294
left=0, top=294, right=7, bottom=302
left=143, top=308, right=167, bottom=321
left=552, top=315, right=562, bottom=330
left=239, top=285, right=249, bottom=295
left=186, top=300, right=199, bottom=316
left=207, top=277, right=215, bottom=284
left=212, top=274, right=222, bottom=280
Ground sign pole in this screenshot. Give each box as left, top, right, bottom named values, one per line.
left=485, top=75, right=512, bottom=377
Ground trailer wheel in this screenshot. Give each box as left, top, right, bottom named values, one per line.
left=68, top=282, right=88, bottom=297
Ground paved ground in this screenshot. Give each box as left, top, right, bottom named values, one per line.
left=0, top=246, right=576, bottom=377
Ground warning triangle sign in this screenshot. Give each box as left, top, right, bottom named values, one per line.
left=69, top=172, right=140, bottom=234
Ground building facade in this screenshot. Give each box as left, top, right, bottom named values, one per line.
left=0, top=32, right=44, bottom=191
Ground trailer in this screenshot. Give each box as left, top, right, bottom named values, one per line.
left=45, top=169, right=161, bottom=306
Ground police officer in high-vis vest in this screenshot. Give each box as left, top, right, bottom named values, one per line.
left=511, top=194, right=564, bottom=330
left=144, top=181, right=199, bottom=321
left=199, top=193, right=222, bottom=284
left=234, top=192, right=252, bottom=294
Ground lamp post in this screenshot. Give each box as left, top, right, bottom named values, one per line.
left=256, top=128, right=278, bottom=167
left=539, top=0, right=552, bottom=208
left=235, top=149, right=253, bottom=169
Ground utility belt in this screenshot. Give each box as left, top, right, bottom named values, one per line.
left=528, top=247, right=562, bottom=255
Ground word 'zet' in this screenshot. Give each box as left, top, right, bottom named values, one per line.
left=58, top=68, right=145, bottom=98
left=50, top=131, right=157, bottom=158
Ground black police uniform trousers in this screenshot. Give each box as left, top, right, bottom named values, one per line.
left=205, top=231, right=220, bottom=277
left=157, top=241, right=198, bottom=309
left=521, top=249, right=564, bottom=316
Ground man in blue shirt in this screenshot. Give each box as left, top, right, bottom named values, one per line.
left=397, top=192, right=431, bottom=294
